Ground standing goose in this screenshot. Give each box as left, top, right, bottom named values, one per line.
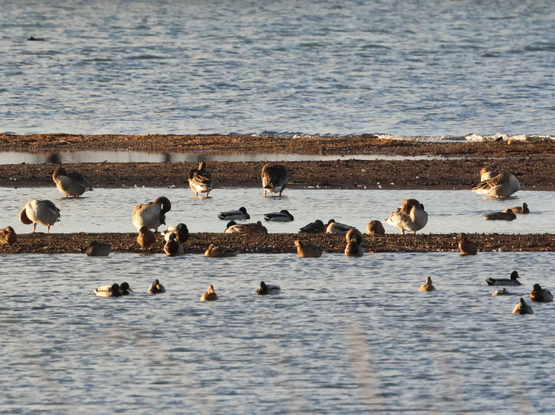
left=299, top=219, right=326, bottom=234
left=218, top=207, right=250, bottom=220
left=132, top=196, right=171, bottom=232
left=52, top=166, right=93, bottom=198
left=188, top=162, right=213, bottom=198
left=261, top=163, right=289, bottom=196
left=530, top=284, right=554, bottom=303
left=86, top=241, right=111, bottom=256
left=504, top=203, right=529, bottom=214
left=263, top=210, right=294, bottom=222
left=458, top=233, right=477, bottom=256
left=147, top=279, right=166, bottom=294
left=472, top=172, right=520, bottom=198
left=137, top=226, right=156, bottom=250
left=485, top=270, right=522, bottom=286
left=385, top=199, right=428, bottom=235
left=0, top=226, right=17, bottom=245
left=256, top=281, right=281, bottom=295
left=164, top=232, right=184, bottom=256
left=513, top=298, right=534, bottom=315
left=163, top=223, right=189, bottom=244
left=19, top=199, right=60, bottom=233
left=200, top=285, right=219, bottom=301
left=294, top=240, right=323, bottom=258
left=419, top=277, right=436, bottom=292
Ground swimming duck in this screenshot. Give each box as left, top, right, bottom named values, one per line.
left=261, top=163, right=289, bottom=196
left=137, top=226, right=156, bottom=250
left=256, top=281, right=281, bottom=295
left=225, top=221, right=268, bottom=234
left=218, top=207, right=250, bottom=220
left=188, top=161, right=213, bottom=198
left=480, top=167, right=501, bottom=182
left=163, top=223, right=189, bottom=244
left=52, top=166, right=93, bottom=198
left=200, top=285, right=219, bottom=301
left=164, top=232, right=184, bottom=256
left=472, top=172, right=520, bottom=198
left=345, top=235, right=364, bottom=257
left=458, top=233, right=477, bottom=256
left=483, top=209, right=516, bottom=221
left=418, top=277, right=436, bottom=292
left=132, top=196, right=171, bottom=232
left=119, top=282, right=133, bottom=295
left=294, top=240, right=323, bottom=258
left=504, top=203, right=529, bottom=214
left=299, top=219, right=326, bottom=233
left=94, top=283, right=121, bottom=297
left=485, top=270, right=522, bottom=286
left=205, top=244, right=238, bottom=257
left=492, top=288, right=511, bottom=296
left=385, top=199, right=428, bottom=235
left=147, top=279, right=166, bottom=294
left=19, top=199, right=61, bottom=233
left=513, top=298, right=534, bottom=315
left=326, top=219, right=354, bottom=234
left=0, top=226, right=17, bottom=245
left=86, top=241, right=111, bottom=256
left=530, top=284, right=553, bottom=303
left=366, top=220, right=385, bottom=235
left=264, top=210, right=294, bottom=222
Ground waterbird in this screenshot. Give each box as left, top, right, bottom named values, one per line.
left=0, top=226, right=17, bottom=245
left=256, top=281, right=281, bottom=295
left=164, top=232, right=184, bottom=256
left=299, top=219, right=326, bottom=233
left=163, top=223, right=189, bottom=244
left=205, top=244, right=238, bottom=257
left=419, top=277, right=436, bottom=291
left=492, top=288, right=511, bottom=296
left=385, top=199, right=428, bottom=235
left=472, top=171, right=520, bottom=198
left=530, top=284, right=553, bottom=303
left=326, top=219, right=354, bottom=234
left=485, top=270, right=522, bottom=286
left=504, top=203, right=529, bottom=214
left=19, top=199, right=60, bottom=233
left=147, top=279, right=166, bottom=294
left=366, top=220, right=385, bottom=235
left=188, top=161, right=213, bottom=198
left=132, top=196, right=171, bottom=232
left=294, top=240, right=323, bottom=258
left=458, top=233, right=477, bottom=256
left=512, top=298, right=534, bottom=315
left=200, top=285, right=219, bottom=301
left=94, top=283, right=121, bottom=297
left=479, top=167, right=501, bottom=181
left=225, top=220, right=268, bottom=234
left=263, top=209, right=294, bottom=222
left=345, top=235, right=364, bottom=257
left=52, top=166, right=93, bottom=198
left=218, top=207, right=250, bottom=220
left=261, top=163, right=288, bottom=196
left=86, top=241, right=111, bottom=256
left=137, top=226, right=156, bottom=250
left=483, top=209, right=516, bottom=221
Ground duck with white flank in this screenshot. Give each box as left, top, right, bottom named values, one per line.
left=255, top=281, right=281, bottom=295
left=485, top=270, right=522, bottom=286
left=218, top=207, right=250, bottom=220
left=164, top=232, right=184, bottom=256
left=163, top=223, right=189, bottom=244
left=264, top=210, right=294, bottom=222
left=326, top=219, right=354, bottom=234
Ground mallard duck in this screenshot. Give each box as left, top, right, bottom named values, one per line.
left=163, top=223, right=189, bottom=243
left=164, top=233, right=184, bottom=256
left=200, top=285, right=218, bottom=301
left=513, top=298, right=534, bottom=315
left=86, top=241, right=111, bottom=256
left=52, top=166, right=93, bottom=198
left=345, top=228, right=363, bottom=244
left=366, top=220, right=385, bottom=235
left=264, top=210, right=294, bottom=222
left=472, top=172, right=520, bottom=198
left=299, top=219, right=325, bottom=233
left=385, top=199, right=428, bottom=235
left=480, top=167, right=501, bottom=182
left=218, top=207, right=250, bottom=220
left=119, top=282, right=133, bottom=295
left=458, top=233, right=477, bottom=256
left=188, top=162, right=213, bottom=198
left=504, top=203, right=529, bottom=214
left=484, top=209, right=516, bottom=221
left=132, top=196, right=171, bottom=232
left=94, top=283, right=121, bottom=297
left=256, top=281, right=281, bottom=295
left=345, top=235, right=364, bottom=257
left=147, top=279, right=166, bottom=294
left=0, top=226, right=17, bottom=245
left=492, top=288, right=511, bottom=296
left=486, top=270, right=522, bottom=286
left=326, top=219, right=354, bottom=234
left=137, top=226, right=156, bottom=250
left=261, top=163, right=289, bottom=196
left=294, top=240, right=323, bottom=258
left=225, top=221, right=268, bottom=234
left=418, top=277, right=436, bottom=292
left=530, top=284, right=553, bottom=303
left=205, top=244, right=238, bottom=257
left=19, top=199, right=61, bottom=233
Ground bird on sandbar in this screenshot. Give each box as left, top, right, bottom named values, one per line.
left=385, top=199, right=428, bottom=235
left=164, top=232, right=184, bottom=256
left=163, top=223, right=189, bottom=244
left=86, top=241, right=111, bottom=256
left=299, top=219, right=326, bottom=233
left=132, top=197, right=171, bottom=232
left=19, top=199, right=60, bottom=233
left=0, top=226, right=17, bottom=245
left=52, top=166, right=93, bottom=198
left=366, top=220, right=385, bottom=235
left=261, top=163, right=289, bottom=197
left=345, top=235, right=364, bottom=257
left=137, top=226, right=156, bottom=250
left=188, top=162, right=213, bottom=198
left=458, top=233, right=477, bottom=256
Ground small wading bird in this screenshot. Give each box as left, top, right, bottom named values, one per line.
left=132, top=196, right=171, bottom=232
left=419, top=277, right=436, bottom=292
left=188, top=162, right=213, bottom=198
left=52, top=166, right=93, bottom=198
left=19, top=199, right=60, bottom=233
left=261, top=163, right=288, bottom=196
left=200, top=285, right=219, bottom=301
left=385, top=199, right=428, bottom=235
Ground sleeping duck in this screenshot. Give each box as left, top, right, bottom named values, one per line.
left=200, top=285, right=219, bottom=301
left=0, top=226, right=17, bottom=245
left=345, top=235, right=364, bottom=257
left=418, top=277, right=436, bottom=291
left=480, top=167, right=501, bottom=182
left=261, top=163, right=289, bottom=196
left=256, top=281, right=281, bottom=295
left=385, top=199, right=428, bottom=235
left=483, top=209, right=516, bottom=221
left=52, top=166, right=93, bottom=198
left=366, top=220, right=385, bottom=235
left=163, top=223, right=189, bottom=243
left=530, top=284, right=553, bottom=303
left=472, top=171, right=520, bottom=198
left=147, top=279, right=166, bottom=294
left=86, top=241, right=111, bottom=256
left=458, top=233, right=477, bottom=256
left=299, top=219, right=326, bottom=233
left=218, top=207, right=250, bottom=220
left=137, top=226, right=156, bottom=250
left=264, top=210, right=294, bottom=222
left=513, top=298, right=534, bottom=315
left=188, top=162, right=213, bottom=198
left=504, top=203, right=529, bottom=214
left=294, top=240, right=323, bottom=258
left=19, top=199, right=61, bottom=233
left=164, top=232, right=184, bottom=256
left=326, top=219, right=354, bottom=234
left=205, top=244, right=238, bottom=258
left=485, top=270, right=522, bottom=286
left=225, top=221, right=268, bottom=234
left=132, top=196, right=171, bottom=232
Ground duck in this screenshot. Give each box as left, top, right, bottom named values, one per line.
left=485, top=270, right=522, bottom=286
left=163, top=223, right=189, bottom=244
left=164, top=233, right=184, bottom=256
left=218, top=207, right=250, bottom=220
left=326, top=219, right=354, bottom=234
left=261, top=163, right=289, bottom=196
left=188, top=161, right=213, bottom=198
left=19, top=199, right=61, bottom=233
left=366, top=220, right=385, bottom=235
left=345, top=228, right=363, bottom=244
left=472, top=171, right=520, bottom=198
left=294, top=240, right=323, bottom=258
left=137, top=226, right=156, bottom=250
left=132, top=196, right=171, bottom=232
left=480, top=167, right=501, bottom=182
left=200, top=285, right=219, bottom=301
left=458, top=233, right=477, bottom=256
left=205, top=244, right=238, bottom=257
left=512, top=298, right=534, bottom=315
left=530, top=284, right=553, bottom=303
left=345, top=235, right=364, bottom=257
left=52, top=166, right=93, bottom=198
left=504, top=203, right=529, bottom=214
left=483, top=209, right=516, bottom=221
left=418, top=277, right=436, bottom=291
left=94, top=283, right=121, bottom=297
left=256, top=281, right=281, bottom=295
left=225, top=221, right=268, bottom=234
left=0, top=226, right=17, bottom=245
left=492, top=288, right=511, bottom=296
left=119, top=282, right=133, bottom=295
left=86, top=241, right=111, bottom=256
left=385, top=199, right=428, bottom=235
left=299, top=219, right=326, bottom=233
left=147, top=279, right=166, bottom=294
left=263, top=210, right=294, bottom=222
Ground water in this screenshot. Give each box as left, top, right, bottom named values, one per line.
left=1, top=0, right=554, bottom=137
left=2, top=188, right=552, bottom=235
left=1, top=251, right=554, bottom=413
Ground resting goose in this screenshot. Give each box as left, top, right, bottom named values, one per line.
left=472, top=172, right=520, bottom=198
left=132, top=196, right=171, bottom=232
left=385, top=199, right=428, bottom=235
left=261, top=163, right=289, bottom=196
left=52, top=166, right=93, bottom=198
left=19, top=199, right=60, bottom=233
left=188, top=162, right=213, bottom=198
left=480, top=168, right=501, bottom=182
left=218, top=207, right=250, bottom=220
left=485, top=271, right=522, bottom=286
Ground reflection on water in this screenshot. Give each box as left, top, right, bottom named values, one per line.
left=0, top=251, right=552, bottom=413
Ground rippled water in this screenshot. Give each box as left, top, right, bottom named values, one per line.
left=1, top=0, right=554, bottom=137
left=1, top=251, right=554, bottom=413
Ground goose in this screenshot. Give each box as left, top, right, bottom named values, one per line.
left=137, top=226, right=156, bottom=250
left=261, top=163, right=289, bottom=196
left=492, top=288, right=511, bottom=296
left=458, top=233, right=477, bottom=256
left=419, top=277, right=436, bottom=292
left=326, top=219, right=354, bottom=234
left=52, top=166, right=93, bottom=198
left=513, top=298, right=534, bottom=315
left=205, top=244, right=238, bottom=258
left=480, top=167, right=501, bottom=182
left=345, top=235, right=364, bottom=257
left=485, top=271, right=522, bottom=286
left=530, top=284, right=553, bottom=303
left=472, top=172, right=520, bottom=198
left=164, top=233, right=184, bottom=256
left=298, top=219, right=325, bottom=234
left=504, top=203, right=529, bottom=214
left=0, top=226, right=17, bottom=245
left=294, top=240, right=323, bottom=258
left=188, top=162, right=213, bottom=198
left=218, top=207, right=250, bottom=220
left=163, top=223, right=189, bottom=243
left=256, top=281, right=281, bottom=295
left=366, top=220, right=385, bottom=235
left=225, top=221, right=268, bottom=234
left=132, top=196, right=171, bottom=232
left=385, top=199, right=428, bottom=235
left=86, top=241, right=111, bottom=256
left=264, top=210, right=294, bottom=222
left=19, top=199, right=60, bottom=233
left=147, top=279, right=166, bottom=294
left=200, top=285, right=218, bottom=301
left=483, top=209, right=516, bottom=221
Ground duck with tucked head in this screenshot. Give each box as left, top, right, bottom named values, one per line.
left=256, top=281, right=281, bottom=295
left=261, top=163, right=289, bottom=197
left=132, top=196, right=171, bottom=232
left=486, top=270, right=522, bottom=286
left=483, top=209, right=516, bottom=221
left=299, top=219, right=326, bottom=233
left=225, top=220, right=268, bottom=234
left=419, top=277, right=436, bottom=291
left=86, top=241, right=111, bottom=256
left=480, top=167, right=502, bottom=182
left=164, top=232, right=184, bottom=256
left=458, top=233, right=477, bottom=256
left=218, top=207, right=250, bottom=221
left=200, top=285, right=219, bottom=301
left=366, top=220, right=385, bottom=235
left=294, top=240, right=323, bottom=258
left=385, top=199, right=428, bottom=235
left=513, top=298, right=534, bottom=315
left=504, top=203, right=529, bottom=214
left=137, top=226, right=156, bottom=250
left=345, top=235, right=364, bottom=257
left=205, top=244, right=238, bottom=258
left=472, top=171, right=520, bottom=198
left=326, top=219, right=354, bottom=234
left=264, top=209, right=294, bottom=222
left=52, top=166, right=93, bottom=198
left=163, top=223, right=189, bottom=244
left=19, top=199, right=61, bottom=233
left=147, top=279, right=166, bottom=294
left=530, top=284, right=553, bottom=303
left=188, top=162, right=213, bottom=198
left=95, top=283, right=121, bottom=297
left=0, top=226, right=17, bottom=245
